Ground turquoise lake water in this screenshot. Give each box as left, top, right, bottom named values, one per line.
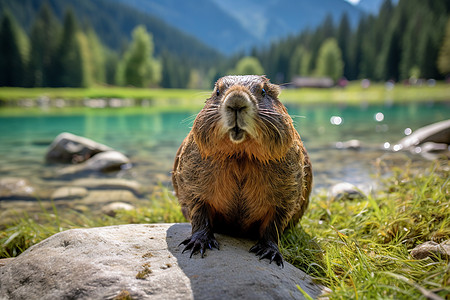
left=0, top=101, right=449, bottom=199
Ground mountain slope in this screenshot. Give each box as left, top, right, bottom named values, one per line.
left=356, top=0, right=399, bottom=14
left=115, top=0, right=363, bottom=54
left=0, top=0, right=222, bottom=65
left=214, top=0, right=363, bottom=41
left=260, top=0, right=363, bottom=39
left=113, top=0, right=258, bottom=54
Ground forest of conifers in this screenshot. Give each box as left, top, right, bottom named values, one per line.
left=0, top=0, right=449, bottom=88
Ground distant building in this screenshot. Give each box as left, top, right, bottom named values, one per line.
left=288, top=77, right=334, bottom=88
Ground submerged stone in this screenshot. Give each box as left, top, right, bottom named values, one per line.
left=335, top=139, right=362, bottom=150
left=57, top=151, right=131, bottom=177
left=72, top=178, right=142, bottom=195
left=0, top=177, right=36, bottom=200
left=51, top=186, right=88, bottom=200
left=81, top=190, right=138, bottom=205
left=45, top=132, right=113, bottom=164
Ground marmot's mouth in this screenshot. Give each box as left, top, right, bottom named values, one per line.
left=229, top=126, right=245, bottom=143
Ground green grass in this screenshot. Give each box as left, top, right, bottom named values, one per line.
left=0, top=86, right=205, bottom=101
left=282, top=161, right=449, bottom=299
left=0, top=82, right=449, bottom=110
left=0, top=162, right=449, bottom=299
left=281, top=81, right=450, bottom=105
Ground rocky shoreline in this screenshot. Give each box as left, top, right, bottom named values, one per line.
left=1, top=119, right=449, bottom=227
left=0, top=133, right=153, bottom=227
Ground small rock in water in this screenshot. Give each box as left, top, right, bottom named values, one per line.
left=102, top=202, right=135, bottom=217
left=45, top=132, right=113, bottom=164
left=410, top=240, right=450, bottom=260
left=57, top=151, right=131, bottom=177
left=329, top=182, right=366, bottom=201
left=72, top=178, right=142, bottom=196
left=51, top=186, right=88, bottom=200
left=0, top=177, right=36, bottom=200
left=335, top=139, right=362, bottom=150
left=82, top=190, right=138, bottom=205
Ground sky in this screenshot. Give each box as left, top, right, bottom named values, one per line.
left=345, top=0, right=360, bottom=4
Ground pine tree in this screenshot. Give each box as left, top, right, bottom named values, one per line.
left=349, top=17, right=366, bottom=79
left=104, top=49, right=119, bottom=85
left=376, top=25, right=401, bottom=81
left=399, top=12, right=421, bottom=79
left=86, top=27, right=106, bottom=84
left=315, top=38, right=344, bottom=81
left=28, top=2, right=60, bottom=87
left=117, top=25, right=161, bottom=87
left=289, top=46, right=313, bottom=79
left=337, top=13, right=352, bottom=79
left=160, top=51, right=189, bottom=88
left=0, top=10, right=27, bottom=86
left=231, top=56, right=264, bottom=76
left=76, top=31, right=93, bottom=87
left=53, top=9, right=84, bottom=87
left=437, top=18, right=450, bottom=76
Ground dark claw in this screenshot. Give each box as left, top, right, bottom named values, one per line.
left=179, top=228, right=219, bottom=258
left=249, top=240, right=284, bottom=268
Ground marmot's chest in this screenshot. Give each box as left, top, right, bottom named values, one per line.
left=205, top=160, right=275, bottom=231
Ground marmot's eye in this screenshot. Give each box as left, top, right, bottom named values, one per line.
left=216, top=88, right=220, bottom=96
left=261, top=88, right=266, bottom=97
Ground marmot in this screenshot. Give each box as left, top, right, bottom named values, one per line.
left=172, top=75, right=312, bottom=266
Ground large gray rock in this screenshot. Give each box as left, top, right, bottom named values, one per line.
left=45, top=132, right=113, bottom=164
left=0, top=224, right=328, bottom=300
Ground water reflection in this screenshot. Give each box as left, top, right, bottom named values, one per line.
left=0, top=102, right=448, bottom=198
left=374, top=112, right=384, bottom=122
left=330, top=116, right=343, bottom=125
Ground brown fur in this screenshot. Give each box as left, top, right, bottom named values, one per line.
left=172, top=75, right=312, bottom=264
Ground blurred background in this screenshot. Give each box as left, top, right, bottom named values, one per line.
left=0, top=0, right=449, bottom=222
left=1, top=0, right=449, bottom=88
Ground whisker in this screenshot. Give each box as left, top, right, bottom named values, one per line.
left=259, top=114, right=284, bottom=145
left=197, top=113, right=220, bottom=132
left=181, top=114, right=199, bottom=125
left=290, top=115, right=306, bottom=119
left=258, top=109, right=282, bottom=114
left=192, top=91, right=213, bottom=98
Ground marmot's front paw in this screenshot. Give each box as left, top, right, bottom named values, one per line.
left=180, top=228, right=219, bottom=258
left=249, top=240, right=284, bottom=267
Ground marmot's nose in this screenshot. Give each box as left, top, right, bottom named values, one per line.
left=224, top=92, right=251, bottom=113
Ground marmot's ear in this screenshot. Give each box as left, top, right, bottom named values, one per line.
left=267, top=82, right=280, bottom=99
left=260, top=75, right=280, bottom=99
